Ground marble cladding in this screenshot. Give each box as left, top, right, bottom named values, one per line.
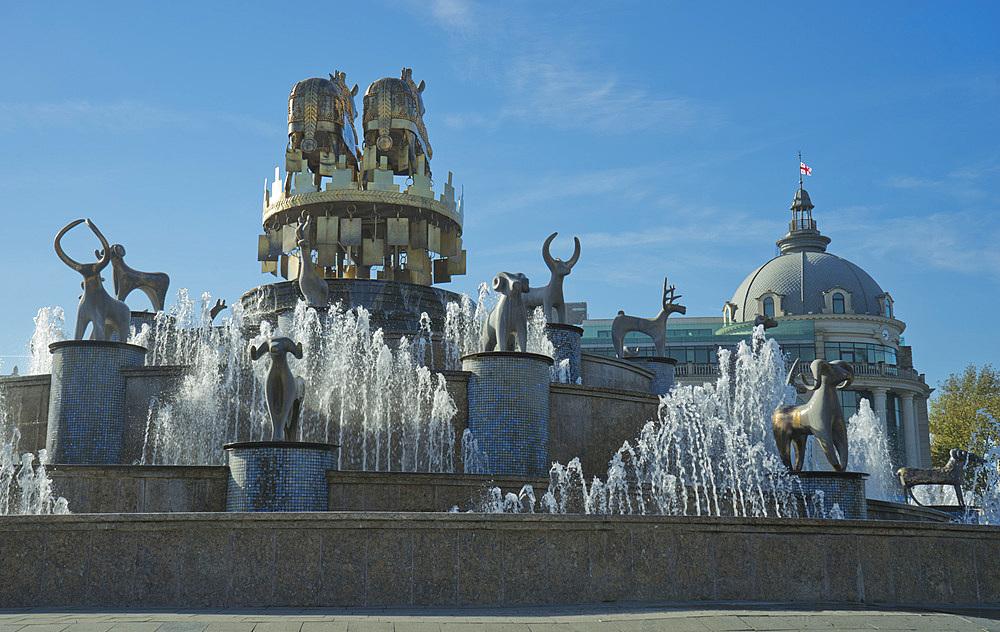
left=545, top=323, right=582, bottom=383
left=46, top=341, right=147, bottom=465
left=2, top=512, right=998, bottom=607
left=792, top=472, right=868, bottom=520
left=627, top=357, right=676, bottom=395
left=0, top=374, right=50, bottom=451
left=462, top=352, right=552, bottom=477
left=579, top=352, right=653, bottom=392
left=225, top=442, right=336, bottom=512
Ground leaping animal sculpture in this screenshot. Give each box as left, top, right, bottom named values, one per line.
left=96, top=244, right=170, bottom=312
left=897, top=448, right=986, bottom=509
left=482, top=272, right=530, bottom=353
left=250, top=337, right=305, bottom=442
left=295, top=212, right=329, bottom=307
left=611, top=278, right=686, bottom=359
left=55, top=219, right=132, bottom=342
left=772, top=359, right=854, bottom=472
left=523, top=232, right=580, bottom=324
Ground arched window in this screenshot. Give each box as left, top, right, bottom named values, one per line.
left=832, top=292, right=845, bottom=314
left=763, top=297, right=775, bottom=318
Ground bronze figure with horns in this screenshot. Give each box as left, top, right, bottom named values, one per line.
left=523, top=232, right=581, bottom=324
left=54, top=219, right=132, bottom=341
left=772, top=358, right=854, bottom=471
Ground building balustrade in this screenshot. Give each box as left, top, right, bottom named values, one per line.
left=673, top=360, right=926, bottom=385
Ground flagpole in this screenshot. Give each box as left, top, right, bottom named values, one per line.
left=798, top=151, right=803, bottom=190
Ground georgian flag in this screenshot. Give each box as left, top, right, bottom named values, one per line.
left=800, top=162, right=813, bottom=176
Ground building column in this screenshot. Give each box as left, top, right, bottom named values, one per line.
left=900, top=392, right=918, bottom=467
left=871, top=387, right=888, bottom=426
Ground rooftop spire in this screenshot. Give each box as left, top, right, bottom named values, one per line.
left=776, top=155, right=829, bottom=254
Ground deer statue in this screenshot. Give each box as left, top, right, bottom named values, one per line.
left=523, top=232, right=581, bottom=324
left=54, top=219, right=132, bottom=342
left=897, top=448, right=986, bottom=508
left=611, top=278, right=687, bottom=359
left=96, top=244, right=170, bottom=312
left=295, top=211, right=329, bottom=307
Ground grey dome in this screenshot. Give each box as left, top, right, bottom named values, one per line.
left=730, top=250, right=886, bottom=320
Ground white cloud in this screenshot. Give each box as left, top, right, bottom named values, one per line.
left=499, top=58, right=719, bottom=134
left=826, top=207, right=1000, bottom=279
left=430, top=0, right=476, bottom=33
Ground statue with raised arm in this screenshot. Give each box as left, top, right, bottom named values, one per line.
left=523, top=232, right=580, bottom=324
left=295, top=212, right=329, bottom=307
left=54, top=219, right=132, bottom=341
left=250, top=337, right=305, bottom=441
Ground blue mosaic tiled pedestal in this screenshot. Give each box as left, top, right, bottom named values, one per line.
left=627, top=357, right=677, bottom=395
left=461, top=351, right=552, bottom=477
left=544, top=323, right=583, bottom=384
left=224, top=441, right=337, bottom=511
left=46, top=340, right=147, bottom=464
left=792, top=471, right=868, bottom=519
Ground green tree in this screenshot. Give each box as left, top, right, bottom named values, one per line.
left=929, top=364, right=1000, bottom=470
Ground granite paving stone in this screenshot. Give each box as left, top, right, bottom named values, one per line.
left=688, top=615, right=752, bottom=631
left=154, top=623, right=209, bottom=632
left=299, top=624, right=349, bottom=632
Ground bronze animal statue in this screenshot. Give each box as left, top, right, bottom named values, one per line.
left=772, top=359, right=854, bottom=471
left=523, top=232, right=581, bottom=324
left=482, top=272, right=530, bottom=353
left=753, top=314, right=778, bottom=329
left=55, top=219, right=131, bottom=342
left=897, top=448, right=986, bottom=508
left=95, top=244, right=170, bottom=312
left=250, top=337, right=305, bottom=442
left=363, top=68, right=432, bottom=177
left=295, top=212, right=329, bottom=307
left=611, top=278, right=686, bottom=359
left=287, top=73, right=360, bottom=173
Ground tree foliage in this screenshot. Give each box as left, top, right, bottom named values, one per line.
left=929, top=364, right=1000, bottom=469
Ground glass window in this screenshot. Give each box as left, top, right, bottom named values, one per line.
left=763, top=297, right=774, bottom=318
left=832, top=293, right=845, bottom=314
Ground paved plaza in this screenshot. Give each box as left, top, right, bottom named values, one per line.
left=0, top=603, right=998, bottom=632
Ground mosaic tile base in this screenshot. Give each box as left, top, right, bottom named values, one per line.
left=792, top=471, right=868, bottom=519
left=225, top=441, right=336, bottom=512
left=627, top=357, right=676, bottom=395
left=46, top=341, right=147, bottom=464
left=461, top=352, right=552, bottom=477
left=545, top=324, right=583, bottom=383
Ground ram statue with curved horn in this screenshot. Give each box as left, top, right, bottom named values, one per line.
left=523, top=232, right=581, bottom=324
left=772, top=358, right=854, bottom=472
left=54, top=219, right=132, bottom=341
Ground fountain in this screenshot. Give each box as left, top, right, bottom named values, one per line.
left=0, top=68, right=999, bottom=609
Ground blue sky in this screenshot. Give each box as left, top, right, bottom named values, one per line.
left=0, top=1, right=997, bottom=390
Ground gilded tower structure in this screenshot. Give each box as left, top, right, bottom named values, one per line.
left=257, top=68, right=465, bottom=287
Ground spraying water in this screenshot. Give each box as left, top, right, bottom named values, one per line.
left=0, top=428, right=70, bottom=515
left=140, top=292, right=459, bottom=472
left=542, top=327, right=805, bottom=517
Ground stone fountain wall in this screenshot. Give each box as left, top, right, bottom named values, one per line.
left=1, top=512, right=997, bottom=607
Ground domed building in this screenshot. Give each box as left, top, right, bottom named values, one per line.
left=580, top=185, right=932, bottom=470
